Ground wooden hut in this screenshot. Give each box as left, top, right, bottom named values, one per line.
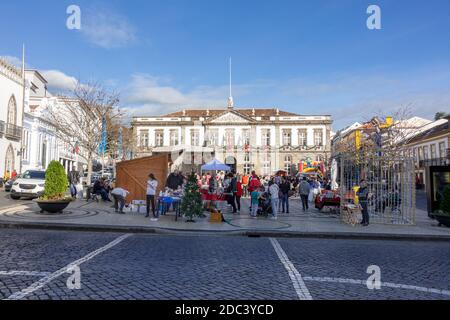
left=116, top=154, right=169, bottom=202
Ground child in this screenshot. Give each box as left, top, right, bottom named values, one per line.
left=250, top=186, right=262, bottom=218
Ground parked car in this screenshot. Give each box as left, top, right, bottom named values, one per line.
left=4, top=178, right=16, bottom=192
left=10, top=170, right=46, bottom=200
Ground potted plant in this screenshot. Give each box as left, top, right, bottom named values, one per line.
left=37, top=161, right=73, bottom=214
left=434, top=185, right=450, bottom=227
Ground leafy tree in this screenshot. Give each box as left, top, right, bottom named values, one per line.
left=42, top=161, right=69, bottom=200
left=434, top=112, right=447, bottom=121
left=44, top=82, right=121, bottom=185
left=439, top=185, right=450, bottom=215
left=180, top=173, right=204, bottom=222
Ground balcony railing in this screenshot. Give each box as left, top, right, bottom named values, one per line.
left=419, top=158, right=449, bottom=167
left=5, top=123, right=22, bottom=140
left=0, top=120, right=5, bottom=135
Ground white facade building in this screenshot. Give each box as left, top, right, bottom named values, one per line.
left=132, top=106, right=333, bottom=175
left=0, top=59, right=24, bottom=176
left=401, top=116, right=450, bottom=188
left=21, top=70, right=87, bottom=173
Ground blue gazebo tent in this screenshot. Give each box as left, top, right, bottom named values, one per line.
left=201, top=159, right=231, bottom=172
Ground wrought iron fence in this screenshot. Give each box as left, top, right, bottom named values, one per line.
left=337, top=152, right=416, bottom=225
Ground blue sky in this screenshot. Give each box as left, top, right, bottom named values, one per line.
left=1, top=0, right=450, bottom=130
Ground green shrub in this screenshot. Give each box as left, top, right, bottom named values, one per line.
left=42, top=161, right=69, bottom=200
left=439, top=185, right=450, bottom=215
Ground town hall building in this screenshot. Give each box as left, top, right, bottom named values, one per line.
left=132, top=99, right=333, bottom=176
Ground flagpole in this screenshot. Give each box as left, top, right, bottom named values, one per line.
left=19, top=44, right=26, bottom=174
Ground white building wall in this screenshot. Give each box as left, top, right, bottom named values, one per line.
left=0, top=59, right=24, bottom=175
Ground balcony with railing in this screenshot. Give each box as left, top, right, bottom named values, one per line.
left=0, top=120, right=5, bottom=136
left=419, top=157, right=449, bottom=167
left=5, top=123, right=22, bottom=140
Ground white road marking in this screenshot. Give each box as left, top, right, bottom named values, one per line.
left=269, top=238, right=313, bottom=300
left=303, top=276, right=450, bottom=297
left=4, top=233, right=132, bottom=300
left=0, top=271, right=52, bottom=277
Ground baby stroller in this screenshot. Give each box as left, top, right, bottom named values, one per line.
left=257, top=192, right=273, bottom=217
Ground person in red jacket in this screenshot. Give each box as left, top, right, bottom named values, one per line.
left=235, top=176, right=243, bottom=213
left=248, top=172, right=261, bottom=211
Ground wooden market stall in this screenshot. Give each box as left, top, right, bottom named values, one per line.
left=116, top=154, right=169, bottom=203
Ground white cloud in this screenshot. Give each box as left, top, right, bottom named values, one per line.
left=123, top=74, right=233, bottom=115
left=80, top=9, right=137, bottom=49
left=122, top=74, right=278, bottom=116
left=41, top=70, right=78, bottom=92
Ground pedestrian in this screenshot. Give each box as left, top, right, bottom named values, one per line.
left=250, top=186, right=261, bottom=218
left=208, top=174, right=217, bottom=193
left=93, top=178, right=111, bottom=202
left=268, top=181, right=280, bottom=219
left=67, top=166, right=80, bottom=198
left=357, top=179, right=371, bottom=226
left=11, top=169, right=17, bottom=179
left=279, top=177, right=291, bottom=214
left=111, top=187, right=129, bottom=214
left=146, top=173, right=158, bottom=221
left=235, top=175, right=242, bottom=213
left=3, top=170, right=10, bottom=182
left=241, top=173, right=249, bottom=197
left=227, top=173, right=238, bottom=213
left=248, top=172, right=261, bottom=211
left=299, top=177, right=311, bottom=212
left=166, top=170, right=183, bottom=190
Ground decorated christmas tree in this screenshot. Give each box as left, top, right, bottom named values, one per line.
left=180, top=172, right=204, bottom=222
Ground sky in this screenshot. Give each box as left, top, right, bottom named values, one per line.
left=1, top=0, right=450, bottom=130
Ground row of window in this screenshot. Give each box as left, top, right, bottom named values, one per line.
left=139, top=128, right=325, bottom=148
left=409, top=142, right=447, bottom=162
left=22, top=129, right=58, bottom=168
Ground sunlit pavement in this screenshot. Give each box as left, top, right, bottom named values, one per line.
left=0, top=189, right=449, bottom=239
left=0, top=229, right=449, bottom=300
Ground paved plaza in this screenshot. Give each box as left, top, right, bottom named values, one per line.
left=0, top=228, right=449, bottom=300
left=0, top=189, right=449, bottom=300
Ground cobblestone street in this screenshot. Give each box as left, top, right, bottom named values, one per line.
left=0, top=228, right=449, bottom=300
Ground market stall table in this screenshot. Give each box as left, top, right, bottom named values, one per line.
left=158, top=196, right=182, bottom=221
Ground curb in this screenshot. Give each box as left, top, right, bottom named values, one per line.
left=0, top=221, right=450, bottom=242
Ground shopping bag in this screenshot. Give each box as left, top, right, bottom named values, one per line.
left=308, top=190, right=314, bottom=202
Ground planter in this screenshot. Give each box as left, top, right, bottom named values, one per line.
left=37, top=199, right=72, bottom=214
left=434, top=214, right=450, bottom=228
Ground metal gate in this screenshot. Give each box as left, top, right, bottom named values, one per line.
left=338, top=153, right=416, bottom=225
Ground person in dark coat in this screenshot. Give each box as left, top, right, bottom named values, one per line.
left=279, top=178, right=291, bottom=213
left=357, top=179, right=371, bottom=226
left=68, top=166, right=80, bottom=198
left=166, top=170, right=184, bottom=190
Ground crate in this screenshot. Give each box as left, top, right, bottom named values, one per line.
left=209, top=212, right=224, bottom=223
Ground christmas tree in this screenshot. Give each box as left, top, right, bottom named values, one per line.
left=180, top=172, right=204, bottom=222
